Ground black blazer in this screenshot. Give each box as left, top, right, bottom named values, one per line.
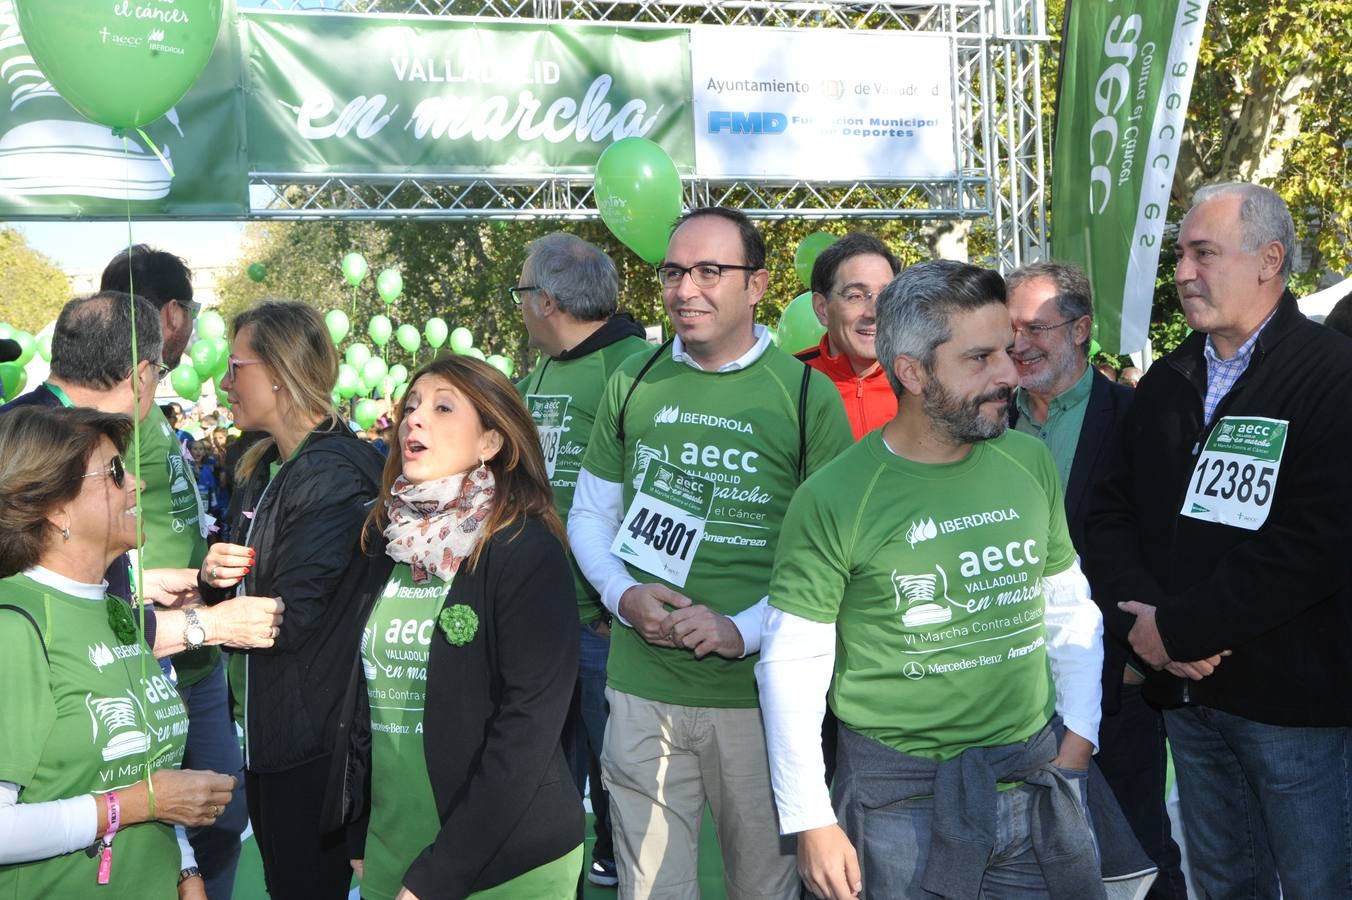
left=1014, top=370, right=1134, bottom=712
left=331, top=516, right=582, bottom=899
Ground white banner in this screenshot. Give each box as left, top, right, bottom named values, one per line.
left=690, top=27, right=957, bottom=180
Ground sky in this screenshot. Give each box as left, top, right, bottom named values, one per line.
left=14, top=221, right=249, bottom=274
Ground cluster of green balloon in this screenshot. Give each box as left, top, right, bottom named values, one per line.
left=247, top=263, right=268, bottom=283
left=777, top=291, right=826, bottom=355
left=0, top=323, right=41, bottom=402
left=594, top=137, right=684, bottom=264
left=170, top=310, right=230, bottom=402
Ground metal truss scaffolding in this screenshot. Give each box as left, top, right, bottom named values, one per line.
left=251, top=0, right=1048, bottom=269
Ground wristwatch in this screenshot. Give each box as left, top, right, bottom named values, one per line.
left=183, top=608, right=206, bottom=651
left=178, top=866, right=203, bottom=884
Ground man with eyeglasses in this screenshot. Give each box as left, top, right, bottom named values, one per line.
left=1005, top=262, right=1184, bottom=897
left=511, top=232, right=650, bottom=892
left=795, top=232, right=902, bottom=440
left=102, top=245, right=246, bottom=900
left=568, top=207, right=853, bottom=899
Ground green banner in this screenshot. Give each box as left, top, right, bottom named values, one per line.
left=1051, top=0, right=1209, bottom=353
left=0, top=0, right=247, bottom=217
left=243, top=12, right=693, bottom=176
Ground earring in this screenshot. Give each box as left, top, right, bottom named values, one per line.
left=475, top=456, right=488, bottom=477
left=272, top=384, right=280, bottom=392
left=62, top=524, right=71, bottom=542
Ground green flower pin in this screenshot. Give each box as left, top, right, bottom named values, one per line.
left=438, top=604, right=479, bottom=647
left=106, top=597, right=137, bottom=646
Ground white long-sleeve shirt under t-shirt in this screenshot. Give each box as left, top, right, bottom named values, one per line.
left=756, top=562, right=1103, bottom=835
left=567, top=326, right=776, bottom=656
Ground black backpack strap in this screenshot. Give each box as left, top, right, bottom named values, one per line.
left=616, top=339, right=674, bottom=448
left=797, top=362, right=812, bottom=481
left=0, top=604, right=48, bottom=664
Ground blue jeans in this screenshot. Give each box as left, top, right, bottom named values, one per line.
left=179, top=659, right=247, bottom=900
left=1164, top=705, right=1352, bottom=899
left=562, top=620, right=613, bottom=862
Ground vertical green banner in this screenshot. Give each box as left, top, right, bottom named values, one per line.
left=0, top=0, right=247, bottom=217
left=242, top=12, right=693, bottom=176
left=1051, top=0, right=1209, bottom=353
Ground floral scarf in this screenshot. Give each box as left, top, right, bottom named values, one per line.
left=383, top=467, right=495, bottom=583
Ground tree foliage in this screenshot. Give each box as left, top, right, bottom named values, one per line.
left=0, top=227, right=70, bottom=334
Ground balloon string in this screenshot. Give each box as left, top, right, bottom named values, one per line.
left=134, top=128, right=175, bottom=178
left=122, top=134, right=154, bottom=809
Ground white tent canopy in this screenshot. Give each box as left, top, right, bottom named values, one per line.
left=1298, top=278, right=1352, bottom=323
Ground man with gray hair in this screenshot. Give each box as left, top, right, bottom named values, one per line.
left=759, top=260, right=1109, bottom=898
left=1006, top=263, right=1183, bottom=896
left=513, top=232, right=649, bottom=889
left=1086, top=182, right=1352, bottom=897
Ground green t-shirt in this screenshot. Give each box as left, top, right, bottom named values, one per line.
left=361, top=563, right=445, bottom=900
left=0, top=574, right=189, bottom=899
left=582, top=344, right=853, bottom=708
left=769, top=429, right=1076, bottom=759
left=518, top=335, right=651, bottom=624
left=135, top=407, right=215, bottom=686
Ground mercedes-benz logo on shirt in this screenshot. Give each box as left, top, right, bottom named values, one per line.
left=903, top=661, right=925, bottom=680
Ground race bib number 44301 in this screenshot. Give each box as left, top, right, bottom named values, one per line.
left=1181, top=416, right=1289, bottom=531
left=611, top=460, right=714, bottom=588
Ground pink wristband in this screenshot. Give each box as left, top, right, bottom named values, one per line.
left=97, top=791, right=120, bottom=885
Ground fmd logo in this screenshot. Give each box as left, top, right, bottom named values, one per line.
left=708, top=111, right=788, bottom=135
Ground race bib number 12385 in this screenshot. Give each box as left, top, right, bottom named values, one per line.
left=1181, top=416, right=1288, bottom=531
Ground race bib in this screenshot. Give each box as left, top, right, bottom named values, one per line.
left=1181, top=416, right=1288, bottom=531
left=611, top=460, right=713, bottom=588
left=526, top=394, right=570, bottom=479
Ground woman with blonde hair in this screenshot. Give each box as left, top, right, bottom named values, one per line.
left=199, top=300, right=384, bottom=898
left=333, top=354, right=582, bottom=900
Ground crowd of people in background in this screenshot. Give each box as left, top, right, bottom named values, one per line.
left=1, top=180, right=1350, bottom=900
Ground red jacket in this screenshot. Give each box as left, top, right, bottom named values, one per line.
left=796, top=335, right=897, bottom=440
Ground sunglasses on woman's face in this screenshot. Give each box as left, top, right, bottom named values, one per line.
left=81, top=454, right=126, bottom=488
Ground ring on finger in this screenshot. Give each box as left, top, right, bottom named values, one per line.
left=210, top=567, right=218, bottom=580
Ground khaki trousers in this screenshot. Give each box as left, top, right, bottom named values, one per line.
left=601, top=688, right=798, bottom=900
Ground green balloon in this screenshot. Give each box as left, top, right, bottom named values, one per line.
left=325, top=309, right=350, bottom=345
left=0, top=362, right=26, bottom=401
left=197, top=311, right=226, bottom=341
left=14, top=332, right=35, bottom=366
left=449, top=327, right=474, bottom=354
left=341, top=253, right=369, bottom=287
left=378, top=376, right=396, bottom=399
left=13, top=0, right=223, bottom=129
left=37, top=332, right=52, bottom=362
left=247, top=263, right=268, bottom=283
left=465, top=347, right=486, bottom=362
left=594, top=137, right=683, bottom=264
left=170, top=365, right=202, bottom=400
left=393, top=382, right=408, bottom=401
left=388, top=364, right=409, bottom=386
left=1089, top=338, right=1103, bottom=358
left=0, top=324, right=14, bottom=340
left=362, top=357, right=388, bottom=389
left=395, top=324, right=420, bottom=353
left=353, top=398, right=380, bottom=430
left=424, top=317, right=449, bottom=349
left=189, top=339, right=220, bottom=379
left=794, top=232, right=837, bottom=288
left=211, top=339, right=229, bottom=379
left=216, top=387, right=230, bottom=408
left=368, top=314, right=393, bottom=348
left=485, top=354, right=515, bottom=378
left=345, top=343, right=372, bottom=371
left=777, top=291, right=826, bottom=355
left=335, top=364, right=361, bottom=399
left=766, top=325, right=779, bottom=347
left=376, top=268, right=403, bottom=305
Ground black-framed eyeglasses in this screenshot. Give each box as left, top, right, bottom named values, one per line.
left=655, top=263, right=759, bottom=290
left=153, top=362, right=172, bottom=384
left=831, top=287, right=880, bottom=307
left=507, top=285, right=539, bottom=306
left=1012, top=317, right=1082, bottom=338
left=82, top=454, right=126, bottom=488
left=175, top=298, right=201, bottom=320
